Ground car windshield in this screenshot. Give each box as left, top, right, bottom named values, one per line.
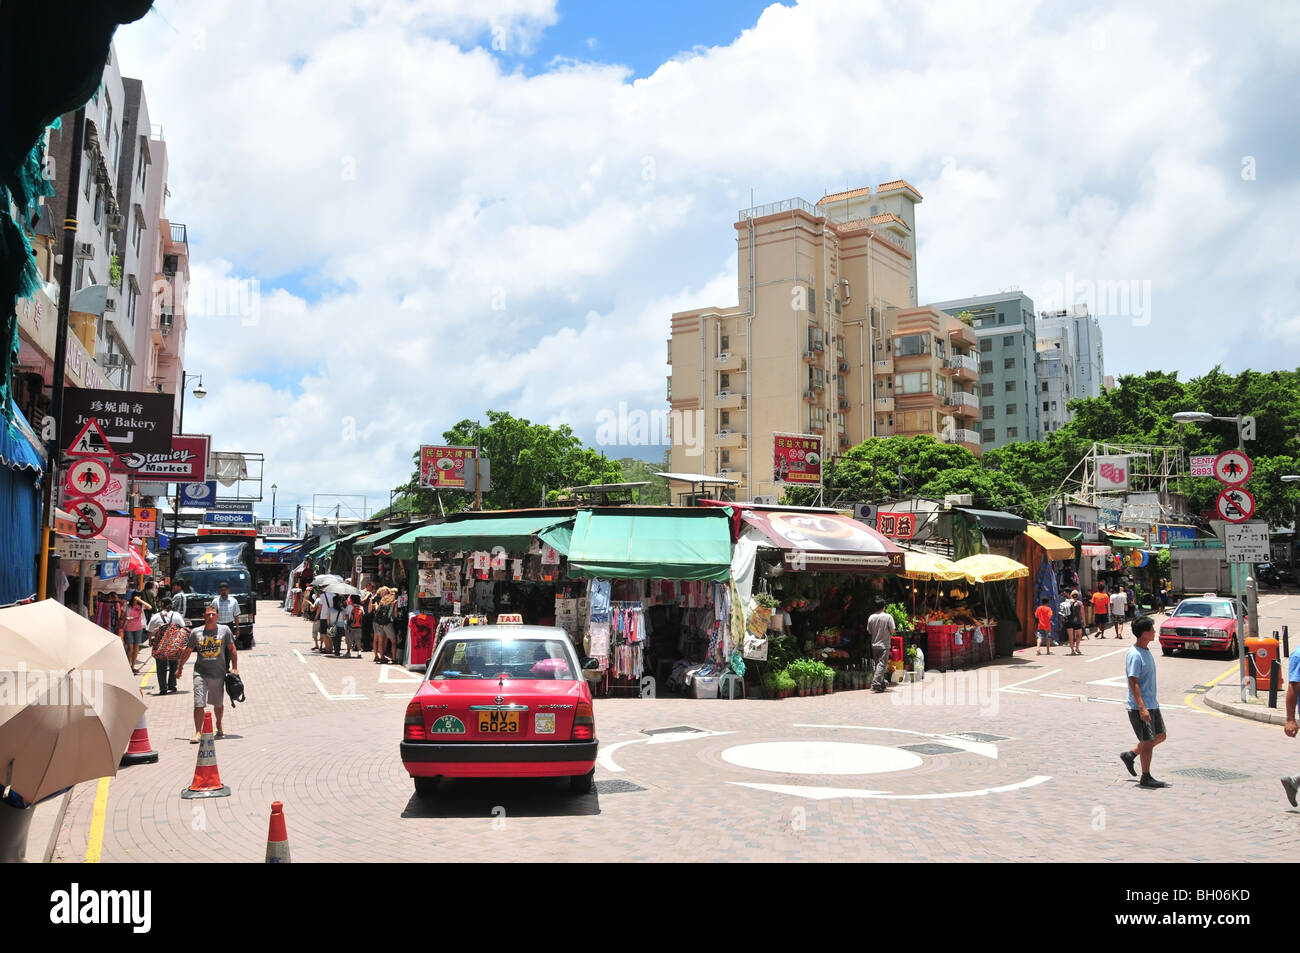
left=430, top=637, right=576, bottom=681
left=1173, top=601, right=1235, bottom=619
left=175, top=568, right=250, bottom=600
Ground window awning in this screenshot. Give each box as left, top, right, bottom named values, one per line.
left=1046, top=523, right=1083, bottom=544
left=564, top=510, right=733, bottom=581
left=1102, top=529, right=1144, bottom=550
left=953, top=507, right=1027, bottom=536
left=741, top=510, right=904, bottom=572
left=354, top=525, right=419, bottom=556
left=1023, top=525, right=1076, bottom=561
left=389, top=513, right=574, bottom=561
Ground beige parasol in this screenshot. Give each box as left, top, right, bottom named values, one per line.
left=0, top=599, right=145, bottom=805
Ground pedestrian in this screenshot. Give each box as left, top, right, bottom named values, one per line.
left=372, top=586, right=398, bottom=663
left=1090, top=585, right=1110, bottom=638
left=1281, top=638, right=1300, bottom=807
left=1068, top=589, right=1085, bottom=655
left=140, top=579, right=159, bottom=624
left=329, top=594, right=350, bottom=657
left=343, top=595, right=363, bottom=658
left=868, top=598, right=895, bottom=692
left=146, top=595, right=189, bottom=695
left=312, top=588, right=331, bottom=652
left=122, top=588, right=147, bottom=674
left=210, top=581, right=245, bottom=647
left=360, top=581, right=376, bottom=654
left=1120, top=616, right=1169, bottom=788
left=1109, top=584, right=1128, bottom=639
left=1126, top=582, right=1136, bottom=621
left=175, top=605, right=238, bottom=742
left=173, top=579, right=192, bottom=621
left=1035, top=597, right=1054, bottom=656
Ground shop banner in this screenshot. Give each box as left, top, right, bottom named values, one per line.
left=119, top=434, right=210, bottom=482
left=772, top=432, right=822, bottom=485
left=61, top=389, right=175, bottom=454
left=1189, top=454, right=1216, bottom=477
left=1095, top=455, right=1130, bottom=491
left=741, top=510, right=904, bottom=570
left=419, top=445, right=476, bottom=489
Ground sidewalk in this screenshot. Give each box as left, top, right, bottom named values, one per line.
left=1204, top=680, right=1290, bottom=726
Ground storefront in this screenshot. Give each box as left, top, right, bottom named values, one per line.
left=1014, top=525, right=1077, bottom=648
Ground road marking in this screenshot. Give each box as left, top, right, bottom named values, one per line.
left=84, top=777, right=111, bottom=863
left=1087, top=675, right=1130, bottom=688
left=1084, top=647, right=1128, bottom=664
left=730, top=775, right=1052, bottom=801
left=292, top=649, right=306, bottom=664
left=1041, top=692, right=1075, bottom=698
left=597, top=729, right=734, bottom=773
left=596, top=739, right=642, bottom=773
left=309, top=672, right=366, bottom=700
left=795, top=723, right=932, bottom=737
left=1181, top=661, right=1272, bottom=724
left=795, top=724, right=999, bottom=760
left=379, top=664, right=423, bottom=683
left=999, top=669, right=1061, bottom=691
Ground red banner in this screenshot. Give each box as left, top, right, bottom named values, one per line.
left=773, top=433, right=822, bottom=486
left=420, top=445, right=476, bottom=489
left=118, top=434, right=210, bottom=482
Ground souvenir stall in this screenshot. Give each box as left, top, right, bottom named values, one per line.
left=1100, top=529, right=1145, bottom=604
left=553, top=508, right=735, bottom=698
left=1014, top=525, right=1078, bottom=648
left=913, top=554, right=1029, bottom=669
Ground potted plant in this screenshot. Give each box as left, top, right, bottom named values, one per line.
left=776, top=671, right=795, bottom=699
left=761, top=672, right=778, bottom=699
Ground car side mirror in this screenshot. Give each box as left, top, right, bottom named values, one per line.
left=582, top=657, right=601, bottom=672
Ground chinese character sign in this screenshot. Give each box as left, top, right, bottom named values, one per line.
left=772, top=433, right=822, bottom=486
left=877, top=513, right=915, bottom=539
left=419, top=445, right=476, bottom=490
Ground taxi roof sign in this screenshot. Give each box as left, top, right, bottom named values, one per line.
left=496, top=613, right=524, bottom=625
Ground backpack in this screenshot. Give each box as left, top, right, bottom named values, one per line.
left=154, top=615, right=189, bottom=660
left=1058, top=598, right=1072, bottom=620
left=375, top=601, right=393, bottom=626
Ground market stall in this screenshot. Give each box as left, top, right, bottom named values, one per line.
left=918, top=554, right=1030, bottom=669
left=1014, top=525, right=1077, bottom=648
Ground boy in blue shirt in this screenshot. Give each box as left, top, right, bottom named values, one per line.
left=1120, top=616, right=1169, bottom=789
left=1282, top=642, right=1300, bottom=806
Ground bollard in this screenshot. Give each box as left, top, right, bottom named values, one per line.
left=1269, top=659, right=1281, bottom=709
left=1284, top=625, right=1290, bottom=660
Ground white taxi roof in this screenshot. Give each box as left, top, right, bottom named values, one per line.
left=439, top=624, right=570, bottom=641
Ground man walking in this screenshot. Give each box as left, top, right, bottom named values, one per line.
left=210, top=581, right=246, bottom=648
left=1109, top=584, right=1129, bottom=639
left=172, top=579, right=191, bottom=620
left=176, top=605, right=239, bottom=742
left=868, top=598, right=895, bottom=693
left=1281, top=638, right=1300, bottom=807
left=1091, top=585, right=1110, bottom=638
left=1120, top=616, right=1169, bottom=788
left=146, top=595, right=188, bottom=695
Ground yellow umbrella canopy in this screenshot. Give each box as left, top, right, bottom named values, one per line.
left=0, top=600, right=145, bottom=805
left=901, top=550, right=963, bottom=581
left=950, top=553, right=1031, bottom=583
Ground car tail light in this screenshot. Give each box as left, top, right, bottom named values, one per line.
left=571, top=701, right=595, bottom=741
left=404, top=699, right=426, bottom=741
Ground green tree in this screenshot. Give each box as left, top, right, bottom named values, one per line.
left=918, top=466, right=1041, bottom=518
left=784, top=435, right=977, bottom=505
left=618, top=455, right=671, bottom=504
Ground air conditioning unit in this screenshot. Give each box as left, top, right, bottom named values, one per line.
left=160, top=327, right=170, bottom=337
left=719, top=430, right=731, bottom=437
left=159, top=312, right=174, bottom=328
left=103, top=297, right=116, bottom=311
left=944, top=494, right=974, bottom=507
left=840, top=278, right=851, bottom=303
left=719, top=468, right=732, bottom=474
left=75, top=242, right=94, bottom=259
left=719, top=352, right=730, bottom=360
left=107, top=213, right=125, bottom=231
left=719, top=390, right=730, bottom=398
left=102, top=354, right=124, bottom=367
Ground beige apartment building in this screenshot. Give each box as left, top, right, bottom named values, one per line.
left=668, top=181, right=981, bottom=502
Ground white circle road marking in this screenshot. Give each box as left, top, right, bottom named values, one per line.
left=719, top=741, right=923, bottom=776
left=730, top=775, right=1053, bottom=801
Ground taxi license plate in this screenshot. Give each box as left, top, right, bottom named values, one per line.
left=478, top=711, right=520, bottom=734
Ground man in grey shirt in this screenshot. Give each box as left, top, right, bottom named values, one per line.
left=868, top=597, right=896, bottom=693
left=177, top=605, right=239, bottom=742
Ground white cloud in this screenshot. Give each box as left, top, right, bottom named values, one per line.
left=110, top=0, right=1300, bottom=511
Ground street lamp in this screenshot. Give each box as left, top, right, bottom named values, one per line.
left=1171, top=410, right=1248, bottom=451
left=271, top=483, right=278, bottom=523
left=174, top=372, right=206, bottom=539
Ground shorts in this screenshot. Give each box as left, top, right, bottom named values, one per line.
left=377, top=622, right=396, bottom=642
left=1109, top=613, right=1124, bottom=625
left=193, top=672, right=225, bottom=709
left=1036, top=628, right=1050, bottom=640
left=1127, top=708, right=1166, bottom=742
left=124, top=627, right=145, bottom=645
left=318, top=619, right=329, bottom=636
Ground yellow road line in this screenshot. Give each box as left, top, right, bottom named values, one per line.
left=1183, top=662, right=1271, bottom=724
left=84, top=777, right=111, bottom=863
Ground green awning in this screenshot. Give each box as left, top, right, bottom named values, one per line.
left=354, top=525, right=420, bottom=555
left=1047, top=523, right=1083, bottom=544
left=954, top=507, right=1027, bottom=536
left=389, top=514, right=574, bottom=560
left=1103, top=530, right=1143, bottom=550
left=539, top=522, right=573, bottom=557
left=564, top=510, right=733, bottom=581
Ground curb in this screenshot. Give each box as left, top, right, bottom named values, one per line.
left=1204, top=686, right=1288, bottom=726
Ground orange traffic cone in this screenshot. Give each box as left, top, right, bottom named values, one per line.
left=180, top=710, right=230, bottom=799
left=265, top=801, right=291, bottom=863
left=120, top=689, right=158, bottom=767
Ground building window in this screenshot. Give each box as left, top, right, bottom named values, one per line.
left=1051, top=401, right=1057, bottom=411
left=720, top=411, right=730, bottom=426
left=982, top=430, right=995, bottom=443
left=934, top=337, right=946, bottom=361
left=1042, top=380, right=1049, bottom=392
left=981, top=382, right=994, bottom=397
left=893, top=372, right=930, bottom=394
left=1005, top=380, right=1016, bottom=392
left=721, top=451, right=730, bottom=463
left=997, top=312, right=1005, bottom=324
left=1002, top=335, right=1014, bottom=346
left=893, top=333, right=929, bottom=356
left=720, top=335, right=729, bottom=351
left=719, top=373, right=730, bottom=389
left=808, top=286, right=816, bottom=315
left=935, top=377, right=947, bottom=397
left=980, top=361, right=992, bottom=375
left=1043, top=401, right=1050, bottom=412
left=982, top=406, right=994, bottom=420
left=1006, top=404, right=1017, bottom=415
left=1004, top=357, right=1016, bottom=369
left=1006, top=427, right=1018, bottom=439
left=980, top=339, right=992, bottom=352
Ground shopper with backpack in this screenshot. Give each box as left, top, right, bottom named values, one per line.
left=372, top=586, right=397, bottom=664
left=147, top=595, right=190, bottom=695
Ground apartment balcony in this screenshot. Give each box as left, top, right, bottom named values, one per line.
left=715, top=430, right=746, bottom=449
left=949, top=323, right=978, bottom=348
left=803, top=389, right=817, bottom=402
left=838, top=434, right=851, bottom=449
left=716, top=391, right=746, bottom=409
left=945, top=391, right=980, bottom=416
left=837, top=396, right=851, bottom=410
left=946, top=353, right=979, bottom=381
left=837, top=358, right=850, bottom=373
left=874, top=395, right=895, bottom=412
left=715, top=352, right=745, bottom=371
left=802, top=350, right=819, bottom=364
left=944, top=428, right=981, bottom=447
left=810, top=380, right=825, bottom=392
left=808, top=424, right=825, bottom=435
left=873, top=355, right=893, bottom=374
left=875, top=424, right=896, bottom=437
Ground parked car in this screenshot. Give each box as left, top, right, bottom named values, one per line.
left=1157, top=595, right=1242, bottom=658
left=1256, top=562, right=1298, bottom=588
left=401, top=625, right=600, bottom=796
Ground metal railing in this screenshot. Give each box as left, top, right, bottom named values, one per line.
left=170, top=223, right=188, bottom=247
left=738, top=196, right=822, bottom=221
left=946, top=391, right=980, bottom=409
left=946, top=353, right=979, bottom=373
left=944, top=428, right=981, bottom=445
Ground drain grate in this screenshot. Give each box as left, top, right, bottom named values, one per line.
left=948, top=732, right=1008, bottom=743
left=1170, top=767, right=1251, bottom=782
left=900, top=743, right=963, bottom=756
left=595, top=780, right=647, bottom=794
left=641, top=725, right=705, bottom=736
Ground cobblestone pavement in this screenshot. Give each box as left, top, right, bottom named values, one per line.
left=53, top=597, right=1300, bottom=863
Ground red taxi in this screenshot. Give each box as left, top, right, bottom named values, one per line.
left=1158, top=595, right=1241, bottom=657
left=401, top=625, right=599, bottom=796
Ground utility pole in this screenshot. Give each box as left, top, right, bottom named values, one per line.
left=295, top=504, right=301, bottom=537
left=37, top=105, right=87, bottom=599
left=473, top=421, right=483, bottom=511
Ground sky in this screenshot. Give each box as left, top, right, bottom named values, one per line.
left=112, top=0, right=1300, bottom=521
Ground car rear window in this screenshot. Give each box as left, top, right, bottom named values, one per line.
left=1173, top=601, right=1234, bottom=619
left=431, top=638, right=577, bottom=681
